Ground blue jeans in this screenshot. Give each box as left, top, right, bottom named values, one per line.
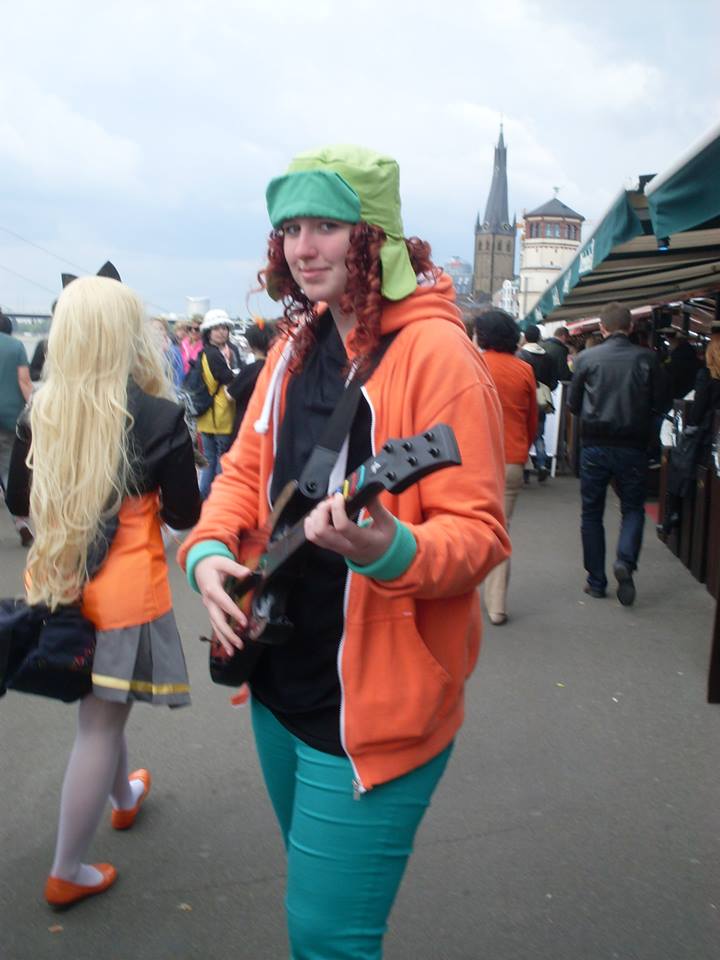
left=580, top=446, right=648, bottom=592
left=534, top=410, right=548, bottom=471
left=199, top=432, right=232, bottom=499
left=251, top=698, right=452, bottom=960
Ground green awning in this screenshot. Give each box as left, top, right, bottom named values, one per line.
left=521, top=122, right=720, bottom=328
left=520, top=190, right=646, bottom=328
left=646, top=122, right=720, bottom=238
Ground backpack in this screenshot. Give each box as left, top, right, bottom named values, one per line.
left=179, top=352, right=220, bottom=418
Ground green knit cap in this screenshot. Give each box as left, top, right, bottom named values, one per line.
left=265, top=144, right=417, bottom=302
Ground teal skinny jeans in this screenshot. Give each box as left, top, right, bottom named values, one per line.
left=251, top=698, right=453, bottom=960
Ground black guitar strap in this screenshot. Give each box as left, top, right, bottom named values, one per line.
left=296, top=331, right=399, bottom=502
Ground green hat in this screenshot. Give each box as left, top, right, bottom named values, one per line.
left=265, top=144, right=417, bottom=302
left=266, top=170, right=362, bottom=229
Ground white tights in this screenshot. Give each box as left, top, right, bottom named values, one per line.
left=50, top=694, right=135, bottom=882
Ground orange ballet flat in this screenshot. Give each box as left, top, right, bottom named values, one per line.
left=111, top=768, right=152, bottom=830
left=45, top=863, right=117, bottom=908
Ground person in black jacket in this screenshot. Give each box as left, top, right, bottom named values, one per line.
left=195, top=309, right=243, bottom=498
left=661, top=328, right=700, bottom=403
left=567, top=302, right=665, bottom=605
left=543, top=326, right=573, bottom=383
left=227, top=320, right=276, bottom=442
left=519, top=324, right=557, bottom=481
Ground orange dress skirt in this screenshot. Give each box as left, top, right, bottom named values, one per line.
left=82, top=493, right=190, bottom=707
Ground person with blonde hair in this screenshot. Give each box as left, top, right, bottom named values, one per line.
left=6, top=274, right=201, bottom=908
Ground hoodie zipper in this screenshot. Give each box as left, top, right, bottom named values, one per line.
left=338, top=568, right=366, bottom=799
left=337, top=382, right=377, bottom=799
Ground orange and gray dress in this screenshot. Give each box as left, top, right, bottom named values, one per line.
left=7, top=383, right=201, bottom=707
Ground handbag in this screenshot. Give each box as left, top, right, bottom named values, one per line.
left=536, top=382, right=555, bottom=414
left=0, top=599, right=96, bottom=703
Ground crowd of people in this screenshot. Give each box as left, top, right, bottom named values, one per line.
left=1, top=140, right=719, bottom=958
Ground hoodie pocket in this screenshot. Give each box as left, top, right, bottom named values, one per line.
left=345, top=612, right=455, bottom=753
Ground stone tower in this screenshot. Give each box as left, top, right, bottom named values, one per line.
left=518, top=194, right=584, bottom=317
left=473, top=126, right=516, bottom=302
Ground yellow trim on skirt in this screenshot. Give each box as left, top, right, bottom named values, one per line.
left=92, top=673, right=190, bottom=695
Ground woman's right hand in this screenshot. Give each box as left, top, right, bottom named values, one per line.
left=194, top=555, right=252, bottom=655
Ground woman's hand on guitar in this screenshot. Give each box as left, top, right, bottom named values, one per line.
left=194, top=555, right=251, bottom=655
left=304, top=493, right=396, bottom=566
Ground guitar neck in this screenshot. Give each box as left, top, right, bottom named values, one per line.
left=257, top=478, right=383, bottom=583
left=235, top=424, right=460, bottom=596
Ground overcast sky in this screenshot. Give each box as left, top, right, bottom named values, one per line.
left=2, top=0, right=718, bottom=317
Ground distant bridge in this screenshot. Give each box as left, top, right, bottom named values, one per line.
left=4, top=312, right=52, bottom=325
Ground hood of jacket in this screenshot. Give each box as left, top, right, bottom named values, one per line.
left=253, top=271, right=465, bottom=436
left=376, top=270, right=464, bottom=338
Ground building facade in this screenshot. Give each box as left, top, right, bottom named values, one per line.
left=444, top=256, right=473, bottom=297
left=518, top=197, right=584, bottom=318
left=473, top=127, right=516, bottom=302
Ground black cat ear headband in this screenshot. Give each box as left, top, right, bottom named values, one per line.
left=61, top=261, right=121, bottom=288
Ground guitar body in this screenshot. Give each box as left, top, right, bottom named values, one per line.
left=207, top=484, right=302, bottom=686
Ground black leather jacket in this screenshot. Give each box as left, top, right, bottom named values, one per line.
left=567, top=334, right=665, bottom=449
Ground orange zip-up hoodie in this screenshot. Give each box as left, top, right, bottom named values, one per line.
left=178, top=273, right=510, bottom=790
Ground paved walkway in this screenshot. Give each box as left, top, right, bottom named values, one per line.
left=1, top=476, right=718, bottom=959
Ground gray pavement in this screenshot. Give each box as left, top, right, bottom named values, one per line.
left=1, top=476, right=718, bottom=960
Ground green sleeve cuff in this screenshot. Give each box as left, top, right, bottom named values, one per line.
left=186, top=540, right=235, bottom=592
left=346, top=517, right=417, bottom=582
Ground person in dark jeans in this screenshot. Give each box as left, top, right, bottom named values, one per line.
left=567, top=302, right=665, bottom=605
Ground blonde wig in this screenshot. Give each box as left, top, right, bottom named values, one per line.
left=706, top=334, right=720, bottom=380
left=26, top=276, right=173, bottom=608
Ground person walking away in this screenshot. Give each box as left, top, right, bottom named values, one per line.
left=178, top=144, right=509, bottom=959
left=567, top=301, right=664, bottom=605
left=660, top=327, right=700, bottom=403
left=543, top=325, right=573, bottom=383
left=30, top=299, right=56, bottom=382
left=0, top=310, right=33, bottom=545
left=474, top=310, right=538, bottom=625
left=195, top=309, right=242, bottom=499
left=519, top=323, right=557, bottom=481
left=226, top=320, right=276, bottom=443
left=150, top=316, right=184, bottom=392
left=180, top=317, right=203, bottom=375
left=6, top=275, right=200, bottom=907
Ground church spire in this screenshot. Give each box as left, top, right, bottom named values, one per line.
left=481, top=126, right=511, bottom=234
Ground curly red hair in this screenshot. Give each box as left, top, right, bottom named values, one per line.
left=258, top=223, right=436, bottom=372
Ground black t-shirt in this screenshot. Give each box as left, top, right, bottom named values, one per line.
left=250, top=315, right=372, bottom=755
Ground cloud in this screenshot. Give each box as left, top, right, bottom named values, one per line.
left=0, top=0, right=716, bottom=312
left=0, top=82, right=141, bottom=192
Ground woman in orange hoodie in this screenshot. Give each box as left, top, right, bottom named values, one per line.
left=474, top=310, right=538, bottom=625
left=178, top=145, right=509, bottom=958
